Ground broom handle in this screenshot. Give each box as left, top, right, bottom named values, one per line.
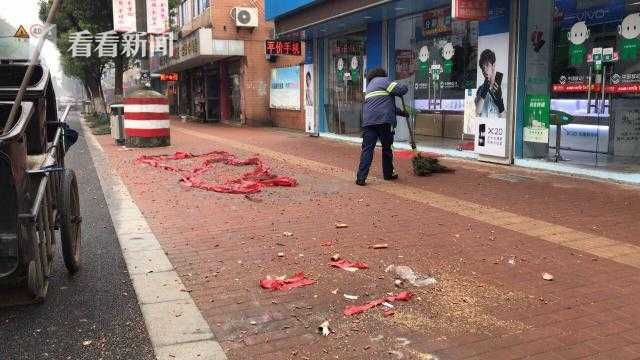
left=399, top=96, right=417, bottom=151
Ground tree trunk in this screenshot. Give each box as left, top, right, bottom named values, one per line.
left=87, top=76, right=106, bottom=113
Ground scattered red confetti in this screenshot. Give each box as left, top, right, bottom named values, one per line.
left=136, top=150, right=298, bottom=194
left=260, top=272, right=316, bottom=291
left=343, top=292, right=413, bottom=316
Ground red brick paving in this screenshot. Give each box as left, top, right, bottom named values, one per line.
left=95, top=120, right=640, bottom=359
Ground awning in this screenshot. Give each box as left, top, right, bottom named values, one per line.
left=274, top=0, right=451, bottom=40
left=156, top=28, right=245, bottom=73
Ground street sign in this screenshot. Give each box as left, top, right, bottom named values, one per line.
left=159, top=73, right=178, bottom=81
left=265, top=40, right=302, bottom=56
left=113, top=0, right=137, bottom=33
left=452, top=0, right=488, bottom=20
left=14, top=25, right=30, bottom=39
left=147, top=0, right=169, bottom=34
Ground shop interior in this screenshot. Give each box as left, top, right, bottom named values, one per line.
left=325, top=33, right=367, bottom=136
left=394, top=5, right=479, bottom=153
left=524, top=0, right=640, bottom=173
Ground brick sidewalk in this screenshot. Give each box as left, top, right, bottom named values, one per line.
left=95, top=120, right=640, bottom=360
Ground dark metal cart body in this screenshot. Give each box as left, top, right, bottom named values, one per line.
left=0, top=62, right=81, bottom=301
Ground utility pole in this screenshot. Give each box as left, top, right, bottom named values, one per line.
left=136, top=0, right=151, bottom=88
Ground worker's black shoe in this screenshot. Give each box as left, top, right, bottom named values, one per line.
left=384, top=174, right=399, bottom=181
left=355, top=179, right=366, bottom=186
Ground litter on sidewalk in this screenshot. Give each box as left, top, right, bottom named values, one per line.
left=385, top=265, right=437, bottom=287
left=318, top=320, right=332, bottom=336
left=343, top=291, right=413, bottom=316
left=371, top=243, right=389, bottom=249
left=330, top=259, right=369, bottom=272
left=260, top=272, right=316, bottom=291
left=136, top=150, right=298, bottom=194
left=542, top=272, right=554, bottom=281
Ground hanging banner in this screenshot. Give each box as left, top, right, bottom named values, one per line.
left=452, top=0, right=488, bottom=20
left=270, top=66, right=301, bottom=110
left=113, top=0, right=137, bottom=33
left=146, top=0, right=169, bottom=34
left=303, top=64, right=315, bottom=134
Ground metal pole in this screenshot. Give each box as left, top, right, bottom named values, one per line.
left=3, top=0, right=62, bottom=135
left=136, top=0, right=151, bottom=88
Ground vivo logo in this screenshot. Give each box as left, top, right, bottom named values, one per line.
left=576, top=8, right=610, bottom=22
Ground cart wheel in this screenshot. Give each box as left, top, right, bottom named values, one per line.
left=59, top=169, right=82, bottom=274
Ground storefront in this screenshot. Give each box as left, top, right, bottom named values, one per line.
left=268, top=0, right=640, bottom=183
left=155, top=28, right=245, bottom=123
left=517, top=0, right=640, bottom=179
left=269, top=0, right=518, bottom=164
left=326, top=33, right=367, bottom=136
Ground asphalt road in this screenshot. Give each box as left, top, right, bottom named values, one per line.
left=0, top=112, right=154, bottom=360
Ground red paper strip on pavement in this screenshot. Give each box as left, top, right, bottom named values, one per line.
left=136, top=150, right=298, bottom=194
left=343, top=291, right=413, bottom=316
left=260, top=272, right=316, bottom=291
left=329, top=260, right=369, bottom=271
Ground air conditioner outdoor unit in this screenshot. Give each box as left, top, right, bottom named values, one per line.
left=232, top=7, right=259, bottom=28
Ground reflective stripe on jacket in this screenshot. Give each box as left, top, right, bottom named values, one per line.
left=362, top=76, right=408, bottom=128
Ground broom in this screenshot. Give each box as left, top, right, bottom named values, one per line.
left=395, top=96, right=453, bottom=177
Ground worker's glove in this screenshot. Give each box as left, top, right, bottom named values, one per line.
left=396, top=108, right=409, bottom=118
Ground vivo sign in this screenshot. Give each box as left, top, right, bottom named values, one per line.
left=557, top=0, right=625, bottom=28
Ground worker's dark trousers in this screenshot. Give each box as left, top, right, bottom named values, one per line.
left=357, top=123, right=395, bottom=181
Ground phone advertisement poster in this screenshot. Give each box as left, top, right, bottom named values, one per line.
left=475, top=116, right=507, bottom=157
left=303, top=64, right=316, bottom=134
left=474, top=0, right=510, bottom=158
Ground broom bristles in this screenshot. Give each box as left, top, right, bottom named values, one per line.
left=411, top=153, right=454, bottom=176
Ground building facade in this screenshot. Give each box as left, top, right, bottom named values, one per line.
left=266, top=0, right=640, bottom=183
left=153, top=0, right=305, bottom=128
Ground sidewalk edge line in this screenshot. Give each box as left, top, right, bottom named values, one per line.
left=81, top=122, right=227, bottom=360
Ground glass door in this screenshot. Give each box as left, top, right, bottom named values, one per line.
left=205, top=66, right=220, bottom=122
left=326, top=33, right=365, bottom=136
left=551, top=0, right=640, bottom=170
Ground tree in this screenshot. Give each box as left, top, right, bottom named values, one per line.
left=40, top=0, right=114, bottom=113
left=42, top=0, right=179, bottom=111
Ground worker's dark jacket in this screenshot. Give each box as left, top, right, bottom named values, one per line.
left=362, top=76, right=408, bottom=128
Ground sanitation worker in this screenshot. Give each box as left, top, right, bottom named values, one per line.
left=356, top=68, right=408, bottom=186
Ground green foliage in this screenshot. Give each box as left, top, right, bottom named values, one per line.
left=412, top=154, right=454, bottom=176
left=92, top=124, right=111, bottom=135
left=85, top=112, right=109, bottom=128
left=39, top=0, right=114, bottom=85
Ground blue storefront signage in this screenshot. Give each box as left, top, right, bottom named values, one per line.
left=555, top=0, right=626, bottom=29
left=265, top=0, right=318, bottom=20
left=479, top=0, right=510, bottom=36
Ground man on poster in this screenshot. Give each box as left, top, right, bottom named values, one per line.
left=475, top=49, right=505, bottom=118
